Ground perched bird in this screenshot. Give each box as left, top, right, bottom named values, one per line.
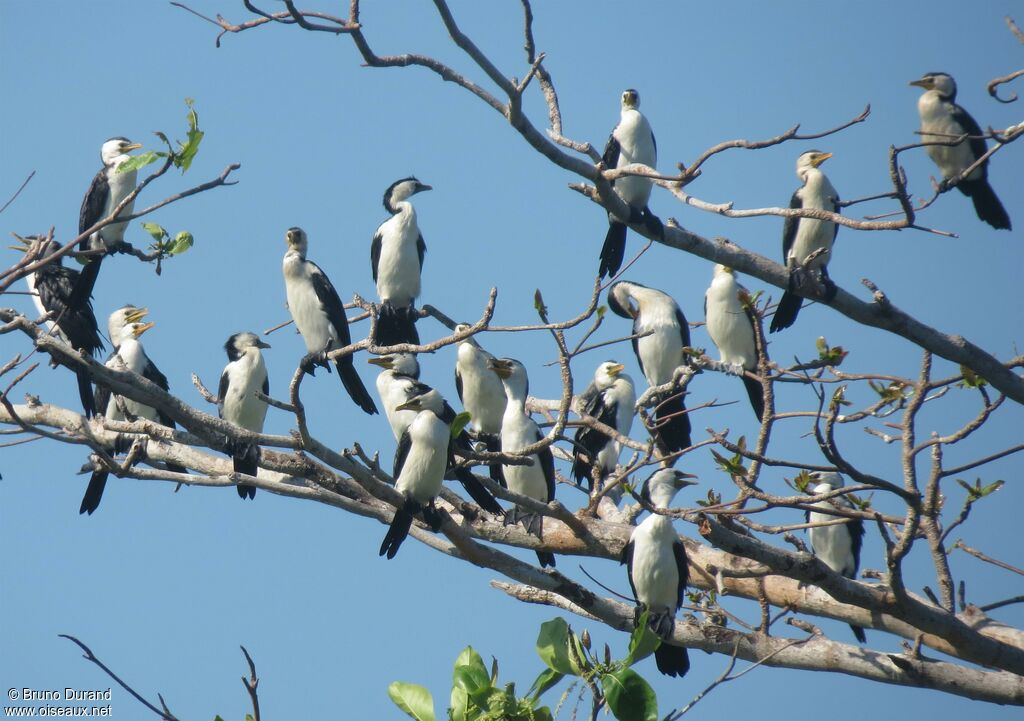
left=367, top=353, right=501, bottom=514
left=704, top=265, right=764, bottom=421
left=608, top=281, right=691, bottom=456
left=453, top=323, right=506, bottom=485
left=599, top=89, right=660, bottom=279
left=81, top=306, right=186, bottom=515
left=806, top=471, right=867, bottom=643
left=910, top=72, right=1010, bottom=230
left=282, top=227, right=377, bottom=415
left=571, top=361, right=636, bottom=495
left=74, top=137, right=144, bottom=304
left=489, top=357, right=556, bottom=568
left=623, top=468, right=697, bottom=678
left=371, top=177, right=432, bottom=345
left=14, top=235, right=104, bottom=417
left=770, top=150, right=840, bottom=333
left=378, top=391, right=451, bottom=559
left=218, top=332, right=271, bottom=500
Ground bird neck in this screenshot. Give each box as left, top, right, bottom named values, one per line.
left=648, top=485, right=678, bottom=510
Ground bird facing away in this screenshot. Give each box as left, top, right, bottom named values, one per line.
left=454, top=323, right=507, bottom=485
left=80, top=306, right=186, bottom=515
left=599, top=89, right=660, bottom=279
left=623, top=468, right=697, bottom=678
left=218, top=332, right=271, bottom=500
left=704, top=265, right=765, bottom=421
left=806, top=471, right=867, bottom=643
left=378, top=391, right=452, bottom=559
left=371, top=177, right=432, bottom=345
left=282, top=226, right=378, bottom=415
left=489, top=357, right=556, bottom=568
left=910, top=72, right=1011, bottom=230
left=74, top=137, right=144, bottom=305
left=367, top=353, right=501, bottom=514
left=608, top=281, right=691, bottom=456
left=15, top=236, right=104, bottom=418
left=571, top=361, right=636, bottom=495
left=769, top=150, right=840, bottom=334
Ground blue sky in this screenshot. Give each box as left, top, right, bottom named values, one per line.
left=1, top=1, right=1021, bottom=719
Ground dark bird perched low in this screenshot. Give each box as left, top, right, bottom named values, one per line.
left=806, top=471, right=867, bottom=643
left=378, top=390, right=452, bottom=559
left=910, top=72, right=1011, bottom=230
left=454, top=323, right=507, bottom=486
left=282, top=227, right=377, bottom=415
left=74, top=137, right=143, bottom=305
left=770, top=150, right=840, bottom=334
left=704, top=265, right=764, bottom=421
left=15, top=235, right=104, bottom=417
left=489, top=357, right=556, bottom=568
left=368, top=353, right=501, bottom=514
left=623, top=468, right=697, bottom=678
left=80, top=306, right=186, bottom=515
left=608, top=281, right=691, bottom=456
left=218, top=332, right=270, bottom=500
left=571, top=361, right=636, bottom=496
left=599, top=89, right=660, bottom=279
left=371, top=177, right=432, bottom=345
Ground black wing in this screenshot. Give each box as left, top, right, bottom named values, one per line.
left=370, top=231, right=382, bottom=284
left=622, top=538, right=639, bottom=600
left=950, top=103, right=989, bottom=169
left=217, top=368, right=230, bottom=418
left=93, top=350, right=117, bottom=417
left=602, top=133, right=621, bottom=175
left=262, top=374, right=270, bottom=398
left=673, top=539, right=689, bottom=610
left=393, top=428, right=413, bottom=479
left=650, top=129, right=657, bottom=157
left=454, top=366, right=464, bottom=404
left=781, top=189, right=802, bottom=264
left=416, top=233, right=426, bottom=271
left=141, top=357, right=176, bottom=429
left=631, top=315, right=641, bottom=368
left=79, top=169, right=109, bottom=234
left=535, top=427, right=556, bottom=503
left=309, top=261, right=353, bottom=347
left=849, top=517, right=865, bottom=576
left=36, top=266, right=104, bottom=355
left=673, top=303, right=690, bottom=348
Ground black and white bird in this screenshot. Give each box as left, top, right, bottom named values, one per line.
left=489, top=357, right=556, bottom=568
left=15, top=235, right=104, bottom=417
left=74, top=137, right=143, bottom=304
left=704, top=265, right=764, bottom=421
left=378, top=390, right=452, bottom=560
left=769, top=150, right=840, bottom=334
left=608, top=281, right=691, bottom=456
left=623, top=468, right=697, bottom=678
left=910, top=72, right=1011, bottom=230
left=454, top=323, right=507, bottom=485
left=599, top=89, right=660, bottom=279
left=571, top=361, right=636, bottom=494
left=367, top=353, right=501, bottom=514
left=218, top=332, right=271, bottom=500
left=282, top=226, right=378, bottom=415
left=81, top=306, right=186, bottom=515
left=806, top=471, right=867, bottom=643
left=371, top=177, right=432, bottom=346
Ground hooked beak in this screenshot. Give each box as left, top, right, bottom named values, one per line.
left=124, top=307, right=149, bottom=324
left=674, top=470, right=699, bottom=488
left=123, top=142, right=143, bottom=152
left=811, top=152, right=833, bottom=168
left=256, top=339, right=271, bottom=349
left=134, top=321, right=155, bottom=337
left=394, top=399, right=418, bottom=412
left=909, top=77, right=931, bottom=89
left=607, top=363, right=625, bottom=377
left=367, top=356, right=393, bottom=368
left=487, top=358, right=513, bottom=379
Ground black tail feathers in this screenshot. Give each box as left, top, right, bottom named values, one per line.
left=769, top=290, right=803, bottom=333
left=742, top=375, right=765, bottom=422
left=336, top=359, right=379, bottom=415
left=379, top=499, right=419, bottom=559
left=374, top=303, right=420, bottom=346
left=962, top=179, right=1011, bottom=230
left=851, top=624, right=867, bottom=644
left=599, top=221, right=628, bottom=279
left=654, top=643, right=690, bottom=678
left=233, top=444, right=258, bottom=500
left=79, top=470, right=108, bottom=515
left=654, top=392, right=691, bottom=454
left=536, top=551, right=556, bottom=568
left=454, top=468, right=502, bottom=514
left=77, top=370, right=97, bottom=418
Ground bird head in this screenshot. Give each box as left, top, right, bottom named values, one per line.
left=594, top=360, right=627, bottom=389
left=712, top=264, right=735, bottom=279
left=9, top=234, right=61, bottom=261
left=796, top=150, right=832, bottom=180
left=641, top=468, right=697, bottom=509
left=107, top=306, right=148, bottom=344
left=621, top=88, right=640, bottom=110
left=910, top=72, right=956, bottom=99
left=487, top=357, right=515, bottom=380
left=607, top=281, right=639, bottom=319
left=384, top=177, right=432, bottom=212
left=117, top=320, right=154, bottom=345
left=285, top=227, right=308, bottom=256
left=368, top=352, right=419, bottom=377
left=226, top=332, right=270, bottom=360
left=808, top=470, right=844, bottom=494
left=394, top=387, right=443, bottom=415
left=100, top=137, right=142, bottom=165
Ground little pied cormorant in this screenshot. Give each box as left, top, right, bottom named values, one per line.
left=81, top=306, right=186, bottom=515
left=910, top=72, right=1011, bottom=230
left=378, top=390, right=452, bottom=559
left=282, top=227, right=378, bottom=415
left=806, top=471, right=867, bottom=643
left=15, top=236, right=104, bottom=418
left=571, top=361, right=636, bottom=495
left=218, top=332, right=271, bottom=500
left=489, top=357, right=556, bottom=568
left=454, top=323, right=507, bottom=485
left=608, top=281, right=692, bottom=456
left=623, top=468, right=697, bottom=677
left=367, top=353, right=501, bottom=514
left=371, top=177, right=431, bottom=345
left=704, top=265, right=765, bottom=421
left=598, top=89, right=660, bottom=279
left=769, top=150, right=839, bottom=334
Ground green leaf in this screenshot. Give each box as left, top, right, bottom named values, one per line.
left=174, top=98, right=204, bottom=172
left=213, top=717, right=225, bottom=721
left=141, top=222, right=168, bottom=242
left=958, top=365, right=987, bottom=389
left=117, top=150, right=162, bottom=174
left=168, top=230, right=194, bottom=255
left=624, top=611, right=659, bottom=665
left=387, top=681, right=435, bottom=721
left=245, top=715, right=255, bottom=721
left=597, top=305, right=607, bottom=318
left=449, top=686, right=469, bottom=721
left=535, top=618, right=576, bottom=675
left=453, top=666, right=491, bottom=699
left=526, top=667, right=563, bottom=701
left=601, top=668, right=658, bottom=721
left=450, top=411, right=472, bottom=439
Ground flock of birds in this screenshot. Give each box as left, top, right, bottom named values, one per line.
left=17, top=72, right=1010, bottom=679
